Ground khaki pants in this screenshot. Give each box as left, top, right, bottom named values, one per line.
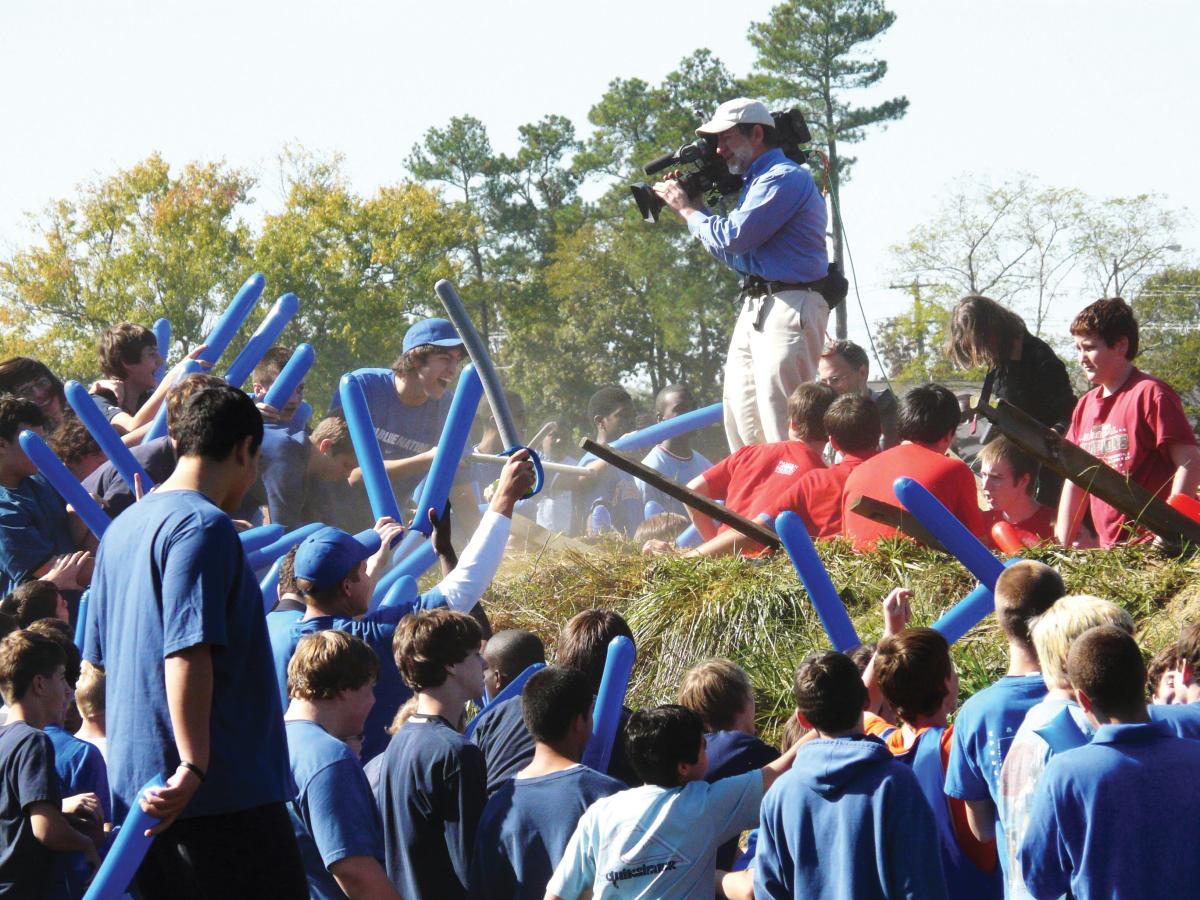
left=723, top=288, right=829, bottom=450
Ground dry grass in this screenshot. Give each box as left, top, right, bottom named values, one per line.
left=478, top=539, right=1200, bottom=746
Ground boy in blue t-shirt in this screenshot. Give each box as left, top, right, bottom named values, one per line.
left=1020, top=626, right=1200, bottom=899
left=945, top=561, right=1062, bottom=866
left=752, top=651, right=947, bottom=900
left=0, top=395, right=89, bottom=599
left=328, top=317, right=465, bottom=507
left=677, top=657, right=778, bottom=870
left=376, top=609, right=490, bottom=899
left=84, top=383, right=306, bottom=898
left=284, top=630, right=400, bottom=900
left=470, top=666, right=623, bottom=900
left=639, top=384, right=712, bottom=518
left=0, top=629, right=99, bottom=896
left=568, top=386, right=642, bottom=536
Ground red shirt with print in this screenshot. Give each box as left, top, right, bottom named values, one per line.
left=1065, top=368, right=1196, bottom=547
left=702, top=441, right=825, bottom=527
left=841, top=442, right=985, bottom=551
left=763, top=451, right=876, bottom=538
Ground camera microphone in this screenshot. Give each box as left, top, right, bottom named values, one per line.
left=643, top=151, right=678, bottom=176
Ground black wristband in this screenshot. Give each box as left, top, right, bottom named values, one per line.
left=178, top=760, right=206, bottom=782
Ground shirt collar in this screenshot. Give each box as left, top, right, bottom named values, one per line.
left=1091, top=720, right=1173, bottom=746
left=744, top=147, right=785, bottom=181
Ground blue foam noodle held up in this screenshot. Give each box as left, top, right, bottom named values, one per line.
left=223, top=293, right=300, bottom=388
left=378, top=575, right=419, bottom=612
left=339, top=374, right=404, bottom=524
left=197, top=273, right=266, bottom=366
left=775, top=511, right=861, bottom=652
left=239, top=524, right=286, bottom=554
left=892, top=476, right=1005, bottom=589
left=610, top=402, right=723, bottom=452
left=19, top=430, right=111, bottom=539
left=244, top=522, right=325, bottom=572
left=581, top=636, right=637, bottom=773
left=152, top=318, right=170, bottom=381
left=412, top=365, right=483, bottom=537
left=64, top=380, right=154, bottom=493
left=262, top=343, right=315, bottom=411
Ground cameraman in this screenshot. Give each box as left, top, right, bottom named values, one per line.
left=653, top=98, right=829, bottom=450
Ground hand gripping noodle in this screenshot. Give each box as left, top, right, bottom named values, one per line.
left=261, top=343, right=315, bottom=411
left=581, top=636, right=637, bottom=773
left=775, top=511, right=861, bottom=652
left=196, top=273, right=266, bottom=367
left=142, top=360, right=204, bottom=444
left=339, top=374, right=404, bottom=523
left=65, top=380, right=155, bottom=493
left=435, top=280, right=544, bottom=496
left=18, top=430, right=111, bottom=539
left=223, top=293, right=300, bottom=388
left=82, top=775, right=166, bottom=900
left=610, top=402, right=723, bottom=452
left=464, top=662, right=547, bottom=738
left=892, top=477, right=1020, bottom=644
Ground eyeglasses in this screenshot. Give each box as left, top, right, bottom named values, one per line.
left=14, top=376, right=53, bottom=399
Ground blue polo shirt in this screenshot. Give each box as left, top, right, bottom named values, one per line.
left=1019, top=721, right=1200, bottom=899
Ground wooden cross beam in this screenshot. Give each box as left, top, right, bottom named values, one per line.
left=848, top=495, right=949, bottom=554
left=974, top=398, right=1200, bottom=547
left=579, top=438, right=781, bottom=550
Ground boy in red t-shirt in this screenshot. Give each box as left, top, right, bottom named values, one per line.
left=979, top=438, right=1057, bottom=546
left=842, top=383, right=985, bottom=551
left=643, top=384, right=835, bottom=556
left=682, top=394, right=881, bottom=558
left=1057, top=297, right=1200, bottom=547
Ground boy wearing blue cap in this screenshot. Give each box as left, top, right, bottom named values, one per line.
left=1019, top=626, right=1200, bottom=899
left=329, top=317, right=466, bottom=507
left=272, top=451, right=537, bottom=761
left=84, top=382, right=305, bottom=898
left=284, top=630, right=400, bottom=900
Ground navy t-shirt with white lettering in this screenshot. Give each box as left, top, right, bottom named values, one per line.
left=376, top=714, right=487, bottom=899
left=84, top=489, right=290, bottom=821
left=0, top=722, right=61, bottom=898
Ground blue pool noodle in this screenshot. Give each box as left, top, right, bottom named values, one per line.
left=244, top=522, right=325, bottom=572
left=152, top=318, right=170, bottom=381
left=223, top=293, right=300, bottom=388
left=82, top=774, right=166, bottom=900
left=339, top=374, right=404, bottom=523
left=197, top=273, right=266, bottom=366
left=775, top=511, right=861, bottom=652
left=262, top=343, right=315, bottom=411
left=64, top=380, right=154, bottom=494
left=610, top=402, right=722, bottom=452
left=581, top=636, right=637, bottom=773
left=892, top=477, right=1005, bottom=588
left=411, top=365, right=483, bottom=536
left=19, top=431, right=111, bottom=539
left=239, top=524, right=286, bottom=554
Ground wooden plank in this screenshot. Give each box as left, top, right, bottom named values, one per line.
left=579, top=438, right=781, bottom=550
left=974, top=398, right=1200, bottom=546
left=848, top=495, right=949, bottom=554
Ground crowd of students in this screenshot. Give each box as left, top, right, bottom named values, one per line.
left=0, top=289, right=1198, bottom=899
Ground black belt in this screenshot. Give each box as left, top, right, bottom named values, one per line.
left=740, top=275, right=822, bottom=300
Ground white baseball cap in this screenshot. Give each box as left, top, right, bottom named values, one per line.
left=696, top=98, right=774, bottom=136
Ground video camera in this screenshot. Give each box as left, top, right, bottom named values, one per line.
left=630, top=108, right=813, bottom=223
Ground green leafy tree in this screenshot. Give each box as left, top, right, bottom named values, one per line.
left=748, top=0, right=909, bottom=338
left=0, top=153, right=254, bottom=379
left=1135, top=267, right=1200, bottom=425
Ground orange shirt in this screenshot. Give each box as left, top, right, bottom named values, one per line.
left=864, top=713, right=998, bottom=874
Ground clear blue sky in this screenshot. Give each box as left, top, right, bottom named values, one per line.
left=2, top=0, right=1196, bottom=372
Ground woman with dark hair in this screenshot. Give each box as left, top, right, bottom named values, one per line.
left=946, top=296, right=1076, bottom=503
left=946, top=296, right=1075, bottom=433
left=0, top=357, right=66, bottom=431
